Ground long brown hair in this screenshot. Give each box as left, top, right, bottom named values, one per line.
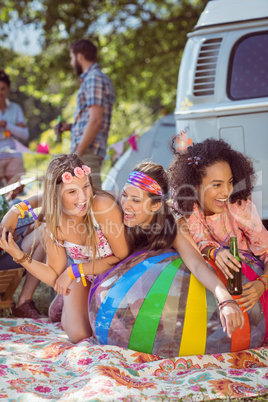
left=124, top=162, right=177, bottom=254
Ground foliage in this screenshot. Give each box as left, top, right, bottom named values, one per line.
left=1, top=0, right=207, bottom=107
left=0, top=0, right=207, bottom=172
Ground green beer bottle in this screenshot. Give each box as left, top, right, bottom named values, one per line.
left=227, top=236, right=242, bottom=295
left=55, top=115, right=62, bottom=143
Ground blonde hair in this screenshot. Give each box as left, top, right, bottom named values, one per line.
left=40, top=153, right=98, bottom=262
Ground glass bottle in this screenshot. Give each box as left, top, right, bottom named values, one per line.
left=227, top=236, right=242, bottom=295
left=55, top=115, right=62, bottom=143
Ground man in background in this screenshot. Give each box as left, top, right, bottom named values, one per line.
left=57, top=39, right=115, bottom=188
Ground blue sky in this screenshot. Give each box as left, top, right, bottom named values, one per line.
left=1, top=20, right=42, bottom=56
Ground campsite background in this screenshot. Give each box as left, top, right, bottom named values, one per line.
left=0, top=0, right=207, bottom=176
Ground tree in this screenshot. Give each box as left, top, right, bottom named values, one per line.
left=0, top=0, right=207, bottom=142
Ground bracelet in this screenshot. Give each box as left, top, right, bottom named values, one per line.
left=14, top=204, right=25, bottom=219
left=218, top=299, right=239, bottom=310
left=18, top=202, right=28, bottom=212
left=210, top=248, right=217, bottom=261
left=13, top=252, right=30, bottom=264
left=257, top=277, right=267, bottom=290
left=71, top=264, right=81, bottom=278
left=214, top=247, right=220, bottom=259
left=206, top=247, right=213, bottom=260
left=67, top=265, right=75, bottom=280
left=78, top=263, right=87, bottom=287
left=261, top=274, right=268, bottom=290
left=23, top=199, right=38, bottom=221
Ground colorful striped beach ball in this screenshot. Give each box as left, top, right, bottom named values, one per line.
left=88, top=249, right=267, bottom=357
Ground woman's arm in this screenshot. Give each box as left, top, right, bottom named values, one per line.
left=177, top=217, right=201, bottom=253
left=0, top=194, right=43, bottom=235
left=54, top=194, right=129, bottom=295
left=201, top=246, right=241, bottom=278
left=216, top=200, right=268, bottom=310
left=5, top=105, right=29, bottom=142
left=92, top=194, right=129, bottom=261
left=173, top=230, right=245, bottom=337
left=0, top=228, right=68, bottom=288
left=54, top=254, right=125, bottom=295
left=239, top=260, right=268, bottom=311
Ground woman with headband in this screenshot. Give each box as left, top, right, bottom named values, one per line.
left=55, top=161, right=244, bottom=337
left=0, top=161, right=245, bottom=339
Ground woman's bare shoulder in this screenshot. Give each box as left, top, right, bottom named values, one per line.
left=92, top=192, right=119, bottom=213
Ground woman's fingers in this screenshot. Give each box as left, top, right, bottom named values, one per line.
left=219, top=311, right=227, bottom=333
left=216, top=258, right=233, bottom=279
left=237, top=281, right=264, bottom=312
left=215, top=249, right=241, bottom=279
left=220, top=303, right=245, bottom=337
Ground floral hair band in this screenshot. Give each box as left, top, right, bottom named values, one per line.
left=61, top=165, right=91, bottom=184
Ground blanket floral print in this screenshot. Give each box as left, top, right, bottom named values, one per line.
left=0, top=318, right=267, bottom=401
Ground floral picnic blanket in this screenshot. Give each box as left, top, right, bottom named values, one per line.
left=0, top=318, right=268, bottom=401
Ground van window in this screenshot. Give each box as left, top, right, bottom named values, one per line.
left=228, top=32, right=268, bottom=100
left=193, top=38, right=222, bottom=96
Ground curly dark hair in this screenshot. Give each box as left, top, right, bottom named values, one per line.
left=168, top=137, right=256, bottom=215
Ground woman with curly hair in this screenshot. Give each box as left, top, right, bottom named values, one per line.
left=169, top=137, right=268, bottom=312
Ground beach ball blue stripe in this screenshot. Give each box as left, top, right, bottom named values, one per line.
left=95, top=251, right=177, bottom=344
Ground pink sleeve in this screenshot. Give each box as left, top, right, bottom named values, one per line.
left=234, top=200, right=268, bottom=263
left=187, top=210, right=220, bottom=252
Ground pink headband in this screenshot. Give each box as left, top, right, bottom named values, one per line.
left=127, top=171, right=163, bottom=196
left=61, top=165, right=91, bottom=184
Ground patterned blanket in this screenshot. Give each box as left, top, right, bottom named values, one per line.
left=0, top=318, right=268, bottom=401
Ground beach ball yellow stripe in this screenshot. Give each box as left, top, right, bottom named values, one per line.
left=179, top=273, right=207, bottom=356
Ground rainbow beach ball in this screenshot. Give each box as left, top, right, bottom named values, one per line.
left=88, top=249, right=267, bottom=357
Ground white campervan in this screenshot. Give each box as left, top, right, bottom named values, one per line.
left=175, top=0, right=268, bottom=221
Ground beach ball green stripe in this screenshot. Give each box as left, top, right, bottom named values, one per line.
left=129, top=257, right=183, bottom=354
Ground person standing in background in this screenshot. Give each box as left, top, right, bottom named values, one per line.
left=56, top=39, right=115, bottom=188
left=0, top=70, right=29, bottom=187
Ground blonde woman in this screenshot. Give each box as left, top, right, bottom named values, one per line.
left=0, top=153, right=128, bottom=343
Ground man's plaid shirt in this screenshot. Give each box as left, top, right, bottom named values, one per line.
left=70, top=63, right=115, bottom=158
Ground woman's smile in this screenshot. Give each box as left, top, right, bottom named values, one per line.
left=197, top=161, right=233, bottom=216
left=121, top=184, right=155, bottom=228
left=75, top=201, right=87, bottom=212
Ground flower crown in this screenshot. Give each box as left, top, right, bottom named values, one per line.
left=61, top=165, right=91, bottom=183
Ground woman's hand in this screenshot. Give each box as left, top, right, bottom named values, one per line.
left=0, top=206, right=20, bottom=235
left=0, top=229, right=24, bottom=260
left=215, top=248, right=241, bottom=279
left=54, top=269, right=72, bottom=296
left=236, top=280, right=265, bottom=312
left=219, top=301, right=245, bottom=337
